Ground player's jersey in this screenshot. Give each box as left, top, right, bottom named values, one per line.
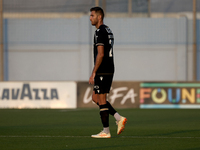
left=93, top=24, right=114, bottom=74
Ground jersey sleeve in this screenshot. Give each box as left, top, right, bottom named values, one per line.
left=96, top=28, right=105, bottom=46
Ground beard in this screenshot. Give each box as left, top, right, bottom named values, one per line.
left=91, top=18, right=98, bottom=26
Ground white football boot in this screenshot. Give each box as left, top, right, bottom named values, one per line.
left=116, top=116, right=127, bottom=135
left=91, top=131, right=111, bottom=138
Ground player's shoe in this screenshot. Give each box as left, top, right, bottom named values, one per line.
left=91, top=131, right=111, bottom=138
left=116, top=116, right=127, bottom=135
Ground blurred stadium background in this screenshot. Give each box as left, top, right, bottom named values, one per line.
left=0, top=0, right=200, bottom=109
left=0, top=0, right=199, bottom=81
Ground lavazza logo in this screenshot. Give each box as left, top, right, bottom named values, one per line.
left=0, top=83, right=59, bottom=100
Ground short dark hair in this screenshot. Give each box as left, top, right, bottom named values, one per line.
left=90, top=7, right=104, bottom=20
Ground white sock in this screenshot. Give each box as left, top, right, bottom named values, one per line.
left=103, top=127, right=110, bottom=134
left=114, top=112, right=121, bottom=121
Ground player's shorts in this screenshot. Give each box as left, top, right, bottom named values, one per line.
left=94, top=73, right=114, bottom=94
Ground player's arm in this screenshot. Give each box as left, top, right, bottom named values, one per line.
left=92, top=45, right=104, bottom=74
left=89, top=45, right=104, bottom=85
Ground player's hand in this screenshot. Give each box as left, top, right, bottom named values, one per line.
left=89, top=72, right=95, bottom=85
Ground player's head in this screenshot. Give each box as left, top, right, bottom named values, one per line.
left=90, top=7, right=104, bottom=26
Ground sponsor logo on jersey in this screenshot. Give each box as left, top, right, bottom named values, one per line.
left=100, top=76, right=103, bottom=81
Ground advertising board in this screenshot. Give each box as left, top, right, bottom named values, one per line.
left=0, top=82, right=77, bottom=108
left=77, top=82, right=140, bottom=108
left=140, top=82, right=200, bottom=108
left=1, top=81, right=200, bottom=109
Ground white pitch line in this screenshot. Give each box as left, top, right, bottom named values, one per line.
left=0, top=135, right=90, bottom=138
left=121, top=136, right=200, bottom=139
left=0, top=135, right=200, bottom=139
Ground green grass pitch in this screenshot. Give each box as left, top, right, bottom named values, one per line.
left=0, top=108, right=200, bottom=150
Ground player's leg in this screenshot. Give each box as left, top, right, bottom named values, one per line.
left=98, top=93, right=110, bottom=134
left=105, top=98, right=127, bottom=135
left=104, top=74, right=127, bottom=135
left=91, top=74, right=127, bottom=137
left=91, top=93, right=111, bottom=138
left=91, top=75, right=111, bottom=138
left=92, top=74, right=127, bottom=135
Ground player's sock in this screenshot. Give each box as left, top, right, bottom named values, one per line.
left=114, top=112, right=121, bottom=122
left=103, top=127, right=110, bottom=134
left=106, top=101, right=117, bottom=116
left=99, top=104, right=109, bottom=129
left=106, top=101, right=121, bottom=121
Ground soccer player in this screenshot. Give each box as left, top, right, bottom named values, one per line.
left=89, top=7, right=127, bottom=138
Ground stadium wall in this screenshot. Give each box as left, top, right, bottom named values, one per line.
left=3, top=16, right=199, bottom=81
left=197, top=20, right=200, bottom=80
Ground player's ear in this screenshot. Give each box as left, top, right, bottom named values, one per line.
left=98, top=15, right=102, bottom=21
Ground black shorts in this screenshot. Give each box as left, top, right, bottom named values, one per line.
left=94, top=74, right=114, bottom=94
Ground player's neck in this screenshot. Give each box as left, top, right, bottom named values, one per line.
left=96, top=21, right=103, bottom=29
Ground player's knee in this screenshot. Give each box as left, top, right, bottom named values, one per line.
left=92, top=99, right=98, bottom=105
left=92, top=94, right=98, bottom=105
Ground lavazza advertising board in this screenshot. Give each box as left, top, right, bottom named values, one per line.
left=0, top=82, right=77, bottom=109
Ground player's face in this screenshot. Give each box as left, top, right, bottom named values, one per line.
left=90, top=11, right=98, bottom=26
